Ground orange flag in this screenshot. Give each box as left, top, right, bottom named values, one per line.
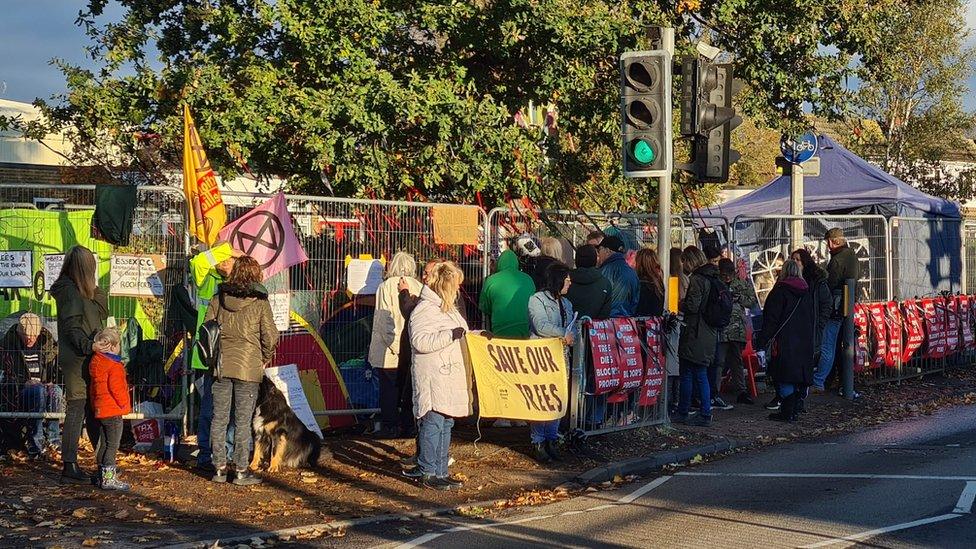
left=182, top=104, right=227, bottom=245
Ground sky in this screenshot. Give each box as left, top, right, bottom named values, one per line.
left=1, top=1, right=975, bottom=109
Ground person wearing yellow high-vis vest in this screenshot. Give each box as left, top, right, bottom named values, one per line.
left=189, top=243, right=238, bottom=472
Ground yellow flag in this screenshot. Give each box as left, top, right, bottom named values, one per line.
left=182, top=104, right=227, bottom=245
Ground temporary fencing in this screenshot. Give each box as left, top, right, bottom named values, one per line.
left=889, top=216, right=965, bottom=300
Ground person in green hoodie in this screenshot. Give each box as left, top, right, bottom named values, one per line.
left=479, top=249, right=535, bottom=338
left=565, top=245, right=612, bottom=320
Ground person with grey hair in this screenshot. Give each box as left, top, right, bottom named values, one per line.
left=369, top=251, right=423, bottom=438
left=1, top=313, right=60, bottom=459
left=756, top=259, right=817, bottom=422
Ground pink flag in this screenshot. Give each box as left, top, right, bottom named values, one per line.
left=218, top=193, right=308, bottom=280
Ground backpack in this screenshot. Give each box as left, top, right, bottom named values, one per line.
left=701, top=275, right=734, bottom=329
left=194, top=295, right=223, bottom=379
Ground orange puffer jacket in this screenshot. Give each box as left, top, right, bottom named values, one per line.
left=89, top=352, right=132, bottom=419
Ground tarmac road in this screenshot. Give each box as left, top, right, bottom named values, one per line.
left=304, top=404, right=976, bottom=548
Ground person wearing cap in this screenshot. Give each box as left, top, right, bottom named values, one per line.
left=565, top=244, right=612, bottom=320
left=0, top=313, right=60, bottom=459
left=596, top=235, right=640, bottom=318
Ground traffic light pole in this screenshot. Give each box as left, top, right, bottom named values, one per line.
left=647, top=27, right=674, bottom=311
left=790, top=162, right=804, bottom=251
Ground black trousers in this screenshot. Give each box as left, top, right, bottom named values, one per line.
left=62, top=398, right=100, bottom=464
left=94, top=416, right=123, bottom=467
left=377, top=369, right=399, bottom=431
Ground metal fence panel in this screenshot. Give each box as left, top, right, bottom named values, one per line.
left=890, top=216, right=964, bottom=300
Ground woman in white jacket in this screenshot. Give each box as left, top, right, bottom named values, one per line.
left=408, top=262, right=471, bottom=490
left=527, top=262, right=574, bottom=463
left=368, top=252, right=423, bottom=438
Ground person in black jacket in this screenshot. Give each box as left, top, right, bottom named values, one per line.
left=634, top=248, right=665, bottom=317
left=812, top=228, right=860, bottom=392
left=566, top=245, right=613, bottom=320
left=756, top=260, right=817, bottom=422
left=1, top=314, right=61, bottom=459
left=790, top=248, right=832, bottom=412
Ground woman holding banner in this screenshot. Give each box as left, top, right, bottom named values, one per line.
left=409, top=262, right=470, bottom=491
left=527, top=262, right=575, bottom=463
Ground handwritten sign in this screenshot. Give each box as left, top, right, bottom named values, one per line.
left=0, top=251, right=32, bottom=288
left=109, top=254, right=166, bottom=298
left=43, top=254, right=65, bottom=291
left=431, top=205, right=479, bottom=245
left=270, top=292, right=291, bottom=331
left=346, top=258, right=384, bottom=295
left=264, top=364, right=324, bottom=439
left=465, top=335, right=567, bottom=421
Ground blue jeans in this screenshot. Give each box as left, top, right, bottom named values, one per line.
left=417, top=411, right=454, bottom=478
left=21, top=383, right=63, bottom=455
left=778, top=383, right=797, bottom=398
left=813, top=319, right=843, bottom=389
left=196, top=373, right=233, bottom=465
left=530, top=419, right=559, bottom=444
left=678, top=359, right=711, bottom=418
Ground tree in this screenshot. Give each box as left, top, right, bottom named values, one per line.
left=849, top=0, right=976, bottom=200
left=1, top=0, right=923, bottom=210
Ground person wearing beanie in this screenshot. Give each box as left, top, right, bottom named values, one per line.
left=596, top=236, right=640, bottom=317
left=565, top=245, right=613, bottom=320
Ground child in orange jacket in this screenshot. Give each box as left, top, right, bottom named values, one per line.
left=89, top=327, right=131, bottom=491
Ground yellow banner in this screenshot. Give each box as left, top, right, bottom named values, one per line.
left=182, top=104, right=227, bottom=246
left=464, top=334, right=568, bottom=421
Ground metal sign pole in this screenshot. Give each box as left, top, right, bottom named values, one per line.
left=791, top=162, right=804, bottom=252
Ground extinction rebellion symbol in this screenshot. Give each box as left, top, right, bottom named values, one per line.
left=229, top=211, right=284, bottom=269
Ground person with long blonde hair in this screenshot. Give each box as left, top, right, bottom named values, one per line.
left=50, top=245, right=108, bottom=484
left=407, top=262, right=470, bottom=490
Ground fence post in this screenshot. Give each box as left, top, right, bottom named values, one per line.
left=843, top=278, right=857, bottom=400
left=568, top=320, right=584, bottom=433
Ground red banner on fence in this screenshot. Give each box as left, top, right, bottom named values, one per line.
left=961, top=295, right=976, bottom=350
left=901, top=299, right=925, bottom=363
left=614, top=318, right=643, bottom=390
left=945, top=297, right=961, bottom=355
left=638, top=318, right=666, bottom=406
left=922, top=298, right=947, bottom=359
left=587, top=320, right=623, bottom=395
left=854, top=304, right=870, bottom=372
left=884, top=301, right=902, bottom=368
left=866, top=303, right=888, bottom=370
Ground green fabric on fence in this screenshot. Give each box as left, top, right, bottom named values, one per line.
left=93, top=184, right=138, bottom=246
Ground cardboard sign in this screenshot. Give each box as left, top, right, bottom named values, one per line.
left=264, top=364, right=324, bottom=439
left=269, top=292, right=291, bottom=331
left=901, top=299, right=925, bottom=363
left=464, top=335, right=568, bottom=421
left=431, top=205, right=480, bottom=245
left=109, top=254, right=166, bottom=298
left=346, top=258, right=384, bottom=295
left=638, top=317, right=666, bottom=406
left=587, top=319, right=623, bottom=395
left=0, top=251, right=32, bottom=288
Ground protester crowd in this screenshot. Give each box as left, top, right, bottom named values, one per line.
left=0, top=228, right=861, bottom=492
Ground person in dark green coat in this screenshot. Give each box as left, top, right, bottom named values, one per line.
left=50, top=245, right=108, bottom=484
left=479, top=250, right=534, bottom=338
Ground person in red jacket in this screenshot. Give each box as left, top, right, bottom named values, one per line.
left=89, top=327, right=132, bottom=491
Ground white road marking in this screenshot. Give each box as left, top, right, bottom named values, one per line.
left=799, top=513, right=963, bottom=548
left=676, top=472, right=976, bottom=481
left=953, top=481, right=976, bottom=513
left=393, top=476, right=672, bottom=547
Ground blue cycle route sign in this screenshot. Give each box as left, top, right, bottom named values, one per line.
left=780, top=132, right=819, bottom=164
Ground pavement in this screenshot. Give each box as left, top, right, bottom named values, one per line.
left=286, top=403, right=976, bottom=548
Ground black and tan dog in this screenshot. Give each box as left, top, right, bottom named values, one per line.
left=250, top=378, right=323, bottom=473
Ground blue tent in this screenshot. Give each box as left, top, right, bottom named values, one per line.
left=708, top=136, right=962, bottom=301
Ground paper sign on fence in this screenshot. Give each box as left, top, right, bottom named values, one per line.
left=0, top=251, right=32, bottom=288
left=346, top=258, right=384, bottom=295
left=431, top=205, right=479, bottom=245
left=109, top=254, right=166, bottom=298
left=269, top=292, right=291, bottom=331
left=264, top=364, right=324, bottom=439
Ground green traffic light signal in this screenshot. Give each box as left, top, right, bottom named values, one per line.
left=630, top=138, right=656, bottom=166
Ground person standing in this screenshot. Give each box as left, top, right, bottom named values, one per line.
left=597, top=236, right=640, bottom=317
left=715, top=258, right=758, bottom=406
left=812, top=228, right=860, bottom=392
left=527, top=263, right=574, bottom=463
left=790, top=248, right=832, bottom=412
left=409, top=262, right=471, bottom=490
left=675, top=246, right=717, bottom=427
left=1, top=313, right=61, bottom=459
left=88, top=328, right=132, bottom=491
left=368, top=252, right=423, bottom=438
left=50, top=245, right=108, bottom=484
left=479, top=249, right=535, bottom=338
left=205, top=256, right=279, bottom=486
left=635, top=248, right=665, bottom=317
left=757, top=260, right=817, bottom=422
left=396, top=259, right=441, bottom=445
left=565, top=245, right=612, bottom=320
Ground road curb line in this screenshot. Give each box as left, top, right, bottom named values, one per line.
left=574, top=436, right=741, bottom=485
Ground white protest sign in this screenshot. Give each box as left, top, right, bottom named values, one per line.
left=43, top=254, right=64, bottom=291
left=263, top=364, right=324, bottom=439
left=269, top=292, right=291, bottom=331
left=0, top=251, right=33, bottom=288
left=346, top=258, right=384, bottom=295
left=109, top=254, right=166, bottom=298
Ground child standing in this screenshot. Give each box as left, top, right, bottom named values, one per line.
left=89, top=328, right=131, bottom=491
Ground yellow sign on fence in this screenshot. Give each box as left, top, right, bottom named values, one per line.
left=464, top=334, right=568, bottom=421
left=431, top=205, right=480, bottom=245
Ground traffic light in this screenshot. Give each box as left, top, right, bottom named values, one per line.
left=620, top=50, right=672, bottom=178
left=677, top=57, right=742, bottom=183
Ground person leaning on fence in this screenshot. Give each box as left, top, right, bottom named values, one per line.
left=406, top=261, right=471, bottom=491
left=368, top=251, right=423, bottom=439
left=597, top=235, right=640, bottom=318
left=790, top=248, right=832, bottom=413
left=635, top=248, right=665, bottom=317
left=566, top=245, right=612, bottom=320
left=51, top=245, right=109, bottom=485
left=1, top=313, right=61, bottom=460
left=813, top=228, right=860, bottom=393
left=527, top=262, right=575, bottom=463
left=715, top=258, right=758, bottom=406
left=674, top=246, right=717, bottom=427
left=757, top=259, right=817, bottom=423
left=204, top=255, right=280, bottom=487
left=88, top=327, right=132, bottom=491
